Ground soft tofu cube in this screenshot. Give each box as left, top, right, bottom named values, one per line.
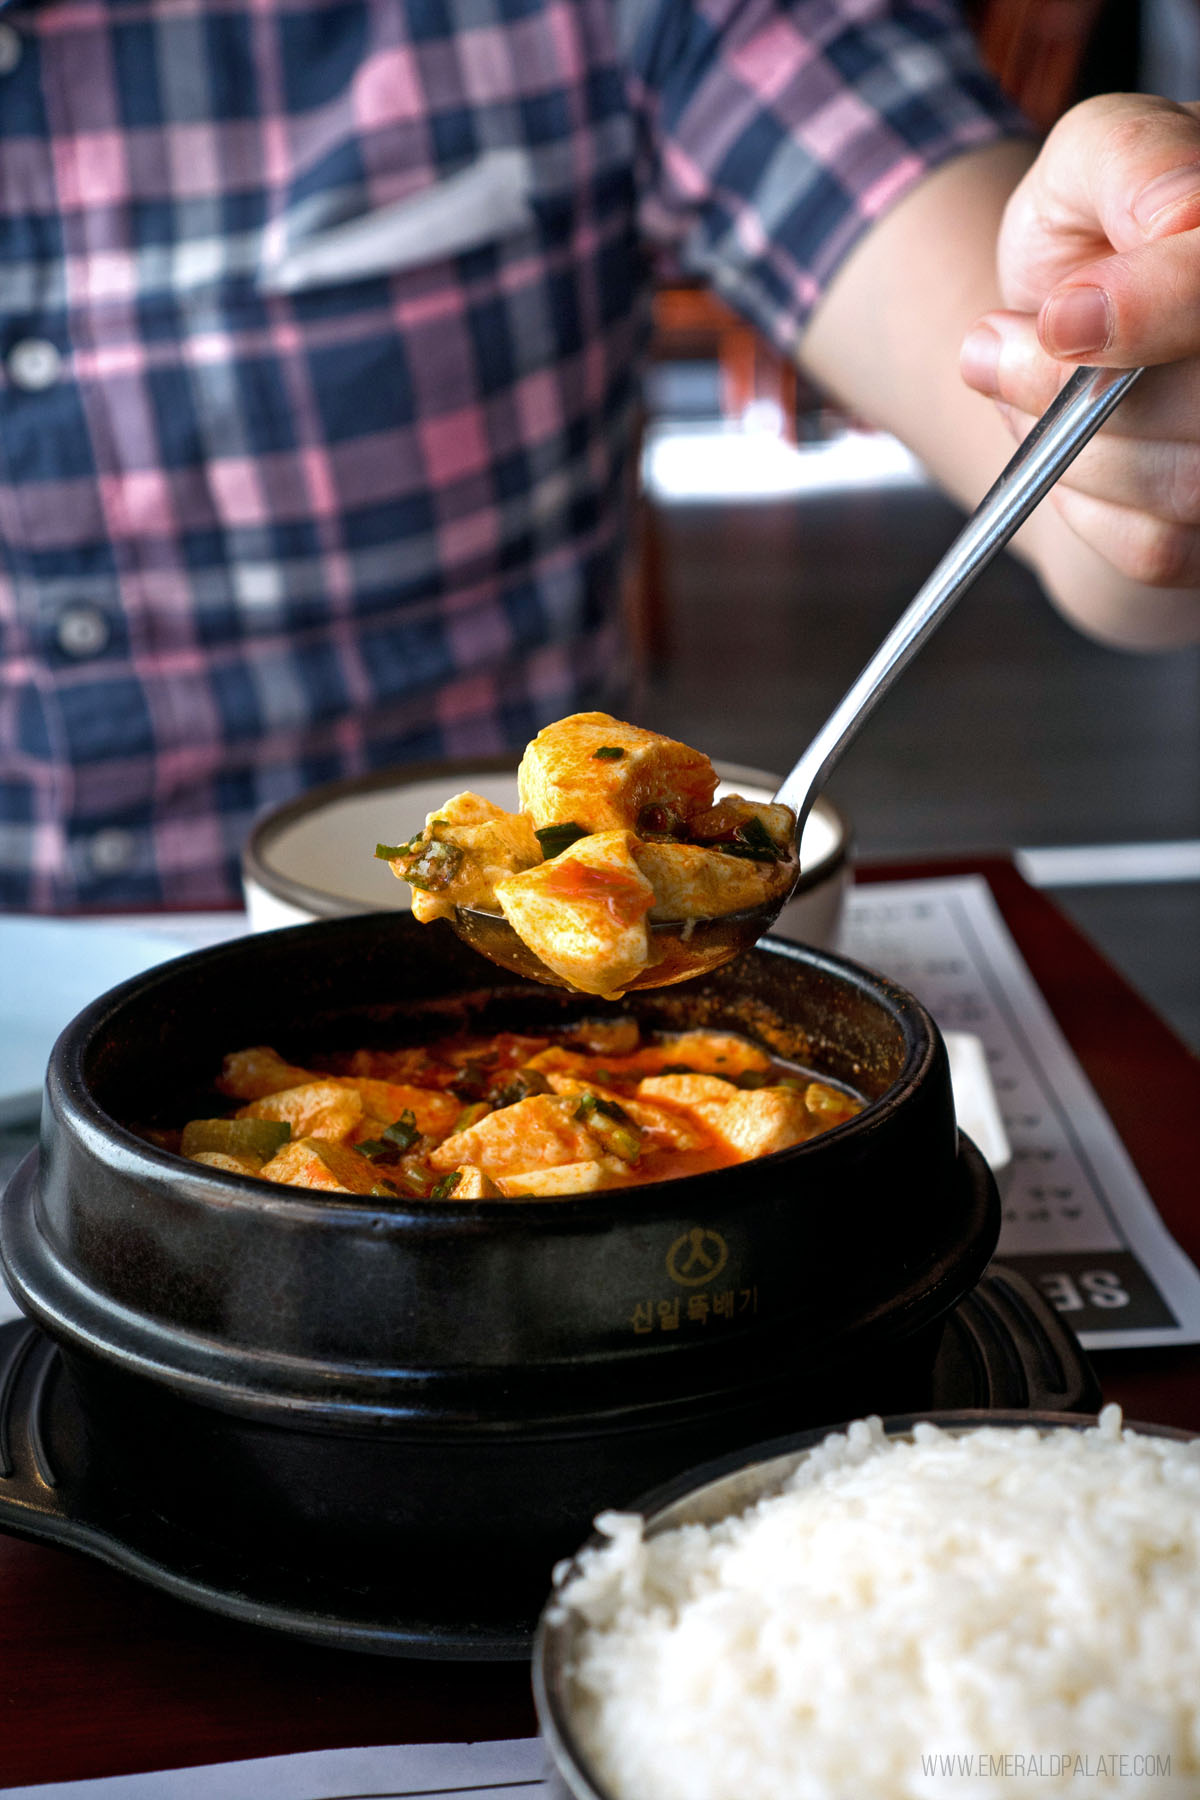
left=497, top=1159, right=626, bottom=1197
left=702, top=1088, right=814, bottom=1158
left=382, top=790, right=541, bottom=922
left=427, top=1094, right=605, bottom=1175
left=237, top=1080, right=363, bottom=1142
left=334, top=1079, right=461, bottom=1141
left=686, top=794, right=796, bottom=854
left=637, top=1032, right=774, bottom=1079
left=528, top=1030, right=774, bottom=1085
left=546, top=1074, right=709, bottom=1151
left=216, top=1046, right=319, bottom=1100
left=637, top=1074, right=811, bottom=1159
left=631, top=840, right=785, bottom=922
left=638, top=1073, right=740, bottom=1109
left=258, top=1137, right=382, bottom=1194
left=494, top=830, right=655, bottom=999
left=517, top=713, right=716, bottom=835
left=426, top=791, right=501, bottom=826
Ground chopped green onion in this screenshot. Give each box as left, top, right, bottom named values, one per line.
left=382, top=1110, right=420, bottom=1152
left=452, top=1101, right=492, bottom=1133
left=375, top=829, right=425, bottom=861
left=404, top=838, right=465, bottom=892
left=357, top=1138, right=403, bottom=1164
left=716, top=815, right=785, bottom=863
left=574, top=1091, right=627, bottom=1123
left=369, top=1179, right=400, bottom=1199
left=734, top=1070, right=771, bottom=1090
left=307, top=1141, right=352, bottom=1179
left=741, top=815, right=779, bottom=849
left=430, top=1171, right=464, bottom=1200
left=592, top=746, right=625, bottom=760
left=574, top=1091, right=642, bottom=1163
left=716, top=843, right=778, bottom=863
left=181, top=1117, right=292, bottom=1160
left=393, top=1162, right=437, bottom=1198
left=535, top=821, right=587, bottom=858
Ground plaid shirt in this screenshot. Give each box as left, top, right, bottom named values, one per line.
left=0, top=0, right=1021, bottom=909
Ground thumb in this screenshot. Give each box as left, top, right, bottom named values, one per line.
left=998, top=94, right=1200, bottom=366
left=1038, top=233, right=1200, bottom=365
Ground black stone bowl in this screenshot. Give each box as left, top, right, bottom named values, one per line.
left=0, top=913, right=998, bottom=1638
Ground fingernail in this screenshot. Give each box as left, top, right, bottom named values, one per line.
left=1132, top=163, right=1200, bottom=233
left=960, top=324, right=1002, bottom=393
left=1040, top=287, right=1112, bottom=357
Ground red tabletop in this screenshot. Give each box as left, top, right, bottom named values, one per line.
left=2, top=858, right=1198, bottom=1790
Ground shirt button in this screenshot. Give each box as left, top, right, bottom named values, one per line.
left=7, top=337, right=63, bottom=391
left=55, top=605, right=110, bottom=658
left=89, top=829, right=136, bottom=875
left=0, top=22, right=22, bottom=75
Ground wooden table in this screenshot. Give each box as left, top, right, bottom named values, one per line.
left=2, top=858, right=1198, bottom=1789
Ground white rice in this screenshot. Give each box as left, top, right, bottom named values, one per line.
left=551, top=1409, right=1200, bottom=1800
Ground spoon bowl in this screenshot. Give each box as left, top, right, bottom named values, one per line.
left=450, top=364, right=1142, bottom=991
left=451, top=865, right=799, bottom=991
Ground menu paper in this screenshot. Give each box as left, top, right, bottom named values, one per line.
left=0, top=1738, right=548, bottom=1800
left=832, top=876, right=1200, bottom=1350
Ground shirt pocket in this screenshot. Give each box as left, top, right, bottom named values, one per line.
left=258, top=146, right=537, bottom=296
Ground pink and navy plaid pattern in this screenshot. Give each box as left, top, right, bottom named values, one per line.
left=0, top=0, right=1022, bottom=908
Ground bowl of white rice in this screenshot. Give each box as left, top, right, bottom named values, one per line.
left=534, top=1409, right=1200, bottom=1800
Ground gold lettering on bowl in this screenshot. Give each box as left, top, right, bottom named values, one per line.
left=665, top=1226, right=729, bottom=1287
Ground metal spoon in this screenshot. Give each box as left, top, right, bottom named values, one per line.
left=452, top=363, right=1144, bottom=991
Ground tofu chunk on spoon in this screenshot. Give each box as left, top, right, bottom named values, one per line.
left=517, top=712, right=716, bottom=835
left=377, top=712, right=797, bottom=997
left=494, top=830, right=655, bottom=1000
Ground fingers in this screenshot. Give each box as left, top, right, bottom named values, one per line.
left=1000, top=401, right=1200, bottom=526
left=1027, top=94, right=1200, bottom=257
left=958, top=92, right=1200, bottom=591
left=1038, top=235, right=1200, bottom=366
left=960, top=312, right=1200, bottom=438
left=995, top=93, right=1200, bottom=365
left=1048, top=486, right=1200, bottom=589
left=959, top=306, right=1200, bottom=583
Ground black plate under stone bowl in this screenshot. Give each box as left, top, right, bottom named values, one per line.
left=0, top=1265, right=1099, bottom=1661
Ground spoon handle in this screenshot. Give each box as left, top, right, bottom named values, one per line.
left=773, top=362, right=1144, bottom=828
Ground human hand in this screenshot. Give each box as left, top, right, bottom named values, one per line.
left=960, top=95, right=1200, bottom=589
